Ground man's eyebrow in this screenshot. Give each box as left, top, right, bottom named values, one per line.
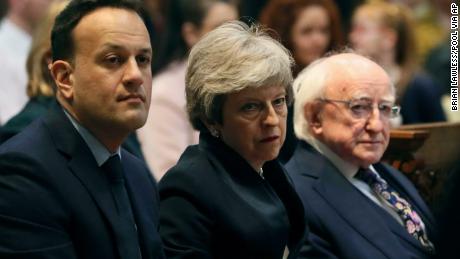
left=99, top=43, right=152, bottom=54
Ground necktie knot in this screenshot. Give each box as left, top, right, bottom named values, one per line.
left=102, top=155, right=124, bottom=182
left=356, top=168, right=390, bottom=191
left=355, top=168, right=375, bottom=183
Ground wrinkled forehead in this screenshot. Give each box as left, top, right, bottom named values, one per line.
left=324, top=56, right=395, bottom=101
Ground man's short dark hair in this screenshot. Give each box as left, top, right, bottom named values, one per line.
left=51, top=0, right=154, bottom=65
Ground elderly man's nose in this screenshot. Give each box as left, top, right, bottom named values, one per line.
left=366, top=108, right=385, bottom=132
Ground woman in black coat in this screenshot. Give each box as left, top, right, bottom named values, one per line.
left=158, top=21, right=309, bottom=258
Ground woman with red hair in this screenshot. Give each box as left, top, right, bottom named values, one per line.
left=260, top=0, right=344, bottom=76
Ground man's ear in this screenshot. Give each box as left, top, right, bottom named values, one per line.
left=50, top=60, right=74, bottom=100
left=304, top=102, right=323, bottom=136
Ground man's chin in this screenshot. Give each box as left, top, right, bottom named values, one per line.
left=360, top=156, right=382, bottom=167
left=117, top=114, right=147, bottom=131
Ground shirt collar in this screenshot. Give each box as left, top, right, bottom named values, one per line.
left=305, top=137, right=359, bottom=180
left=63, top=109, right=120, bottom=166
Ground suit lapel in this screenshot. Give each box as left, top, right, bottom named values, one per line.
left=294, top=143, right=409, bottom=258
left=43, top=103, right=131, bottom=258
left=67, top=149, right=120, bottom=228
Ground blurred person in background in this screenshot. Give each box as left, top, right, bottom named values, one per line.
left=349, top=1, right=446, bottom=124
left=424, top=0, right=456, bottom=121
left=260, top=0, right=344, bottom=76
left=138, top=0, right=238, bottom=180
left=142, top=0, right=166, bottom=36
left=0, top=0, right=53, bottom=125
left=0, top=0, right=144, bottom=159
left=388, top=0, right=450, bottom=62
left=159, top=21, right=309, bottom=258
left=0, top=0, right=68, bottom=144
left=259, top=0, right=344, bottom=163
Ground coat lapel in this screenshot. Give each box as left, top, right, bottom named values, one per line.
left=67, top=148, right=121, bottom=229
left=293, top=142, right=409, bottom=258
left=43, top=103, right=130, bottom=258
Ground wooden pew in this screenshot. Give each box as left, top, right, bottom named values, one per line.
left=385, top=122, right=460, bottom=205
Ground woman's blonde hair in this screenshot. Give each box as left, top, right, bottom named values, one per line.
left=26, top=0, right=69, bottom=98
left=186, top=21, right=294, bottom=131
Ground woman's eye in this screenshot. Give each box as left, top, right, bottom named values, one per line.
left=273, top=97, right=286, bottom=107
left=241, top=103, right=260, bottom=112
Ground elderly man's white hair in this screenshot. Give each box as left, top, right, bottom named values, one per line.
left=292, top=56, right=329, bottom=142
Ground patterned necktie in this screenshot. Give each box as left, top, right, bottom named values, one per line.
left=102, top=155, right=141, bottom=259
left=356, top=167, right=434, bottom=252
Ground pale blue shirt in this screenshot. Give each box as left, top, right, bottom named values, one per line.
left=63, top=109, right=120, bottom=166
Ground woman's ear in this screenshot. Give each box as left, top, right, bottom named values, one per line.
left=202, top=117, right=222, bottom=138
left=182, top=22, right=201, bottom=49
left=49, top=60, right=74, bottom=101
left=304, top=102, right=323, bottom=136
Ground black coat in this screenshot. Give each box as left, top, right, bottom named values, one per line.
left=0, top=103, right=164, bottom=259
left=159, top=133, right=308, bottom=258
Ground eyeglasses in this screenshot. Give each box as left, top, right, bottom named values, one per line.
left=317, top=98, right=401, bottom=119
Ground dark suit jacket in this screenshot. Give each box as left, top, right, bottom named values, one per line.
left=159, top=132, right=308, bottom=259
left=0, top=96, right=146, bottom=160
left=0, top=103, right=164, bottom=259
left=286, top=141, right=437, bottom=259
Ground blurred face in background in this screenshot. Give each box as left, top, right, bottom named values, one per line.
left=349, top=9, right=387, bottom=60
left=291, top=5, right=331, bottom=67
left=24, top=0, right=54, bottom=30
left=199, top=2, right=237, bottom=35
left=183, top=2, right=238, bottom=48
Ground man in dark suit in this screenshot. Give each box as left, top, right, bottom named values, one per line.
left=0, top=0, right=164, bottom=258
left=286, top=52, right=437, bottom=259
